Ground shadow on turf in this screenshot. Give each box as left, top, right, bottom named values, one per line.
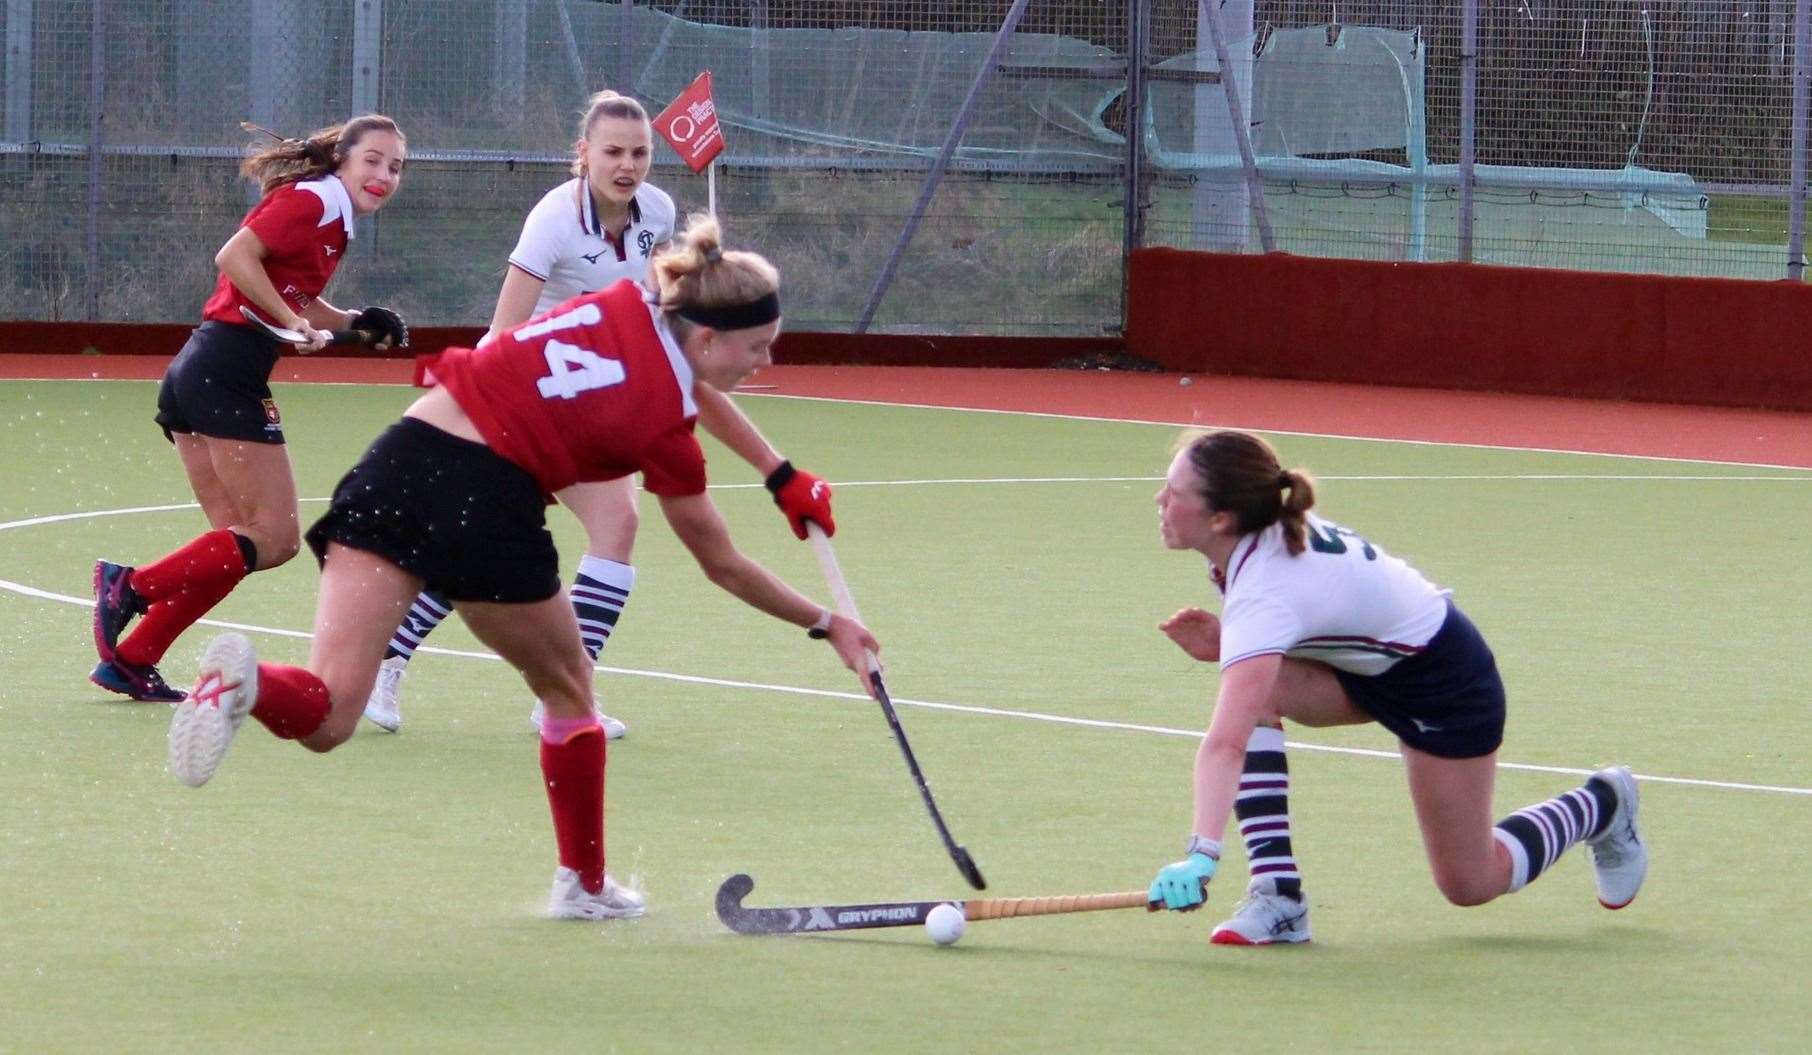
left=718, top=930, right=1294, bottom=968
left=1395, top=926, right=1675, bottom=958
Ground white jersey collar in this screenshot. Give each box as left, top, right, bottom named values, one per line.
left=296, top=174, right=358, bottom=239
left=646, top=287, right=697, bottom=419
left=580, top=181, right=644, bottom=237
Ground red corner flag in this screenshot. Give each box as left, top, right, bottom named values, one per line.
left=653, top=72, right=725, bottom=174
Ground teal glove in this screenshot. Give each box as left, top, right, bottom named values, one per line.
left=1148, top=851, right=1218, bottom=912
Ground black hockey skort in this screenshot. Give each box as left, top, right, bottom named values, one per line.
left=155, top=321, right=286, bottom=444
left=305, top=418, right=562, bottom=604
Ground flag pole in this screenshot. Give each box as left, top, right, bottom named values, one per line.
left=708, top=160, right=717, bottom=218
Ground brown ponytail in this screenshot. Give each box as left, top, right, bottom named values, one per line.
left=239, top=114, right=405, bottom=195
left=1181, top=430, right=1318, bottom=554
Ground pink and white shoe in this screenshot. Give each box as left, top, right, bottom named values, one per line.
left=168, top=633, right=259, bottom=787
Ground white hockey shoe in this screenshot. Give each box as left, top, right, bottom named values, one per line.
left=1209, top=876, right=1311, bottom=945
left=168, top=633, right=259, bottom=787
left=362, top=655, right=407, bottom=732
left=547, top=867, right=646, bottom=920
left=1586, top=765, right=1648, bottom=909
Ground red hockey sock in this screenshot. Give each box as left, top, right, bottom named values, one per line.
left=250, top=663, right=332, bottom=741
left=540, top=721, right=607, bottom=895
left=128, top=529, right=251, bottom=602
left=115, top=575, right=241, bottom=668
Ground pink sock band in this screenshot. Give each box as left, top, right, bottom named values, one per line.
left=540, top=713, right=602, bottom=746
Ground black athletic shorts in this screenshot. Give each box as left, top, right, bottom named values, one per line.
left=304, top=418, right=562, bottom=604
left=155, top=321, right=286, bottom=444
left=1332, top=601, right=1507, bottom=759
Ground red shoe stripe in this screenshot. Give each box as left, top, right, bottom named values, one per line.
left=189, top=671, right=242, bottom=709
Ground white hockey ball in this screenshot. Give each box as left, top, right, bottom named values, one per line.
left=925, top=903, right=965, bottom=946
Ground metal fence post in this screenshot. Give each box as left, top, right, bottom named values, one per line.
left=1123, top=0, right=1148, bottom=263
left=751, top=0, right=769, bottom=119
left=1199, top=0, right=1274, bottom=252
left=4, top=0, right=30, bottom=144
left=351, top=0, right=383, bottom=266
left=352, top=0, right=382, bottom=115
left=620, top=0, right=634, bottom=91
left=1788, top=0, right=1809, bottom=280
left=1458, top=0, right=1478, bottom=264
left=495, top=0, right=527, bottom=114
left=85, top=0, right=105, bottom=320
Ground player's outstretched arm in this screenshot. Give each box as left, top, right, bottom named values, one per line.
left=658, top=491, right=875, bottom=683
left=692, top=385, right=835, bottom=540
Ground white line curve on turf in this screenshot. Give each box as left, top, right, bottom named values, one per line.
left=3, top=569, right=1807, bottom=799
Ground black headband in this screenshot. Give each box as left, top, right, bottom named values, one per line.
left=675, top=292, right=781, bottom=331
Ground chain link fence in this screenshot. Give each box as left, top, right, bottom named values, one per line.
left=2, top=2, right=1807, bottom=333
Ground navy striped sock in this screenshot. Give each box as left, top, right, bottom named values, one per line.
left=384, top=589, right=453, bottom=662
left=1234, top=725, right=1303, bottom=901
left=1492, top=778, right=1616, bottom=891
left=571, top=555, right=634, bottom=662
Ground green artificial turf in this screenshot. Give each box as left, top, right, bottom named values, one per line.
left=1, top=380, right=1807, bottom=1052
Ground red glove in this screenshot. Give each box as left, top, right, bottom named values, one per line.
left=764, top=460, right=834, bottom=540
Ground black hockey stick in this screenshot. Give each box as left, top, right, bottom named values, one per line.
left=806, top=524, right=987, bottom=890
left=240, top=305, right=375, bottom=348
left=714, top=873, right=1150, bottom=935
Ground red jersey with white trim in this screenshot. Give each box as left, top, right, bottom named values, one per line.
left=1217, top=512, right=1449, bottom=676
left=431, top=279, right=706, bottom=497
left=201, top=175, right=356, bottom=324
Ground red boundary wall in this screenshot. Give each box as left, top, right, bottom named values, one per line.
left=9, top=253, right=1812, bottom=413
left=0, top=321, right=1118, bottom=371
left=1125, top=249, right=1812, bottom=412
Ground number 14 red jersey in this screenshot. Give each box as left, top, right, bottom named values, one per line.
left=431, top=280, right=708, bottom=497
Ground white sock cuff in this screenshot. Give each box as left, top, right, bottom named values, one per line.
left=1493, top=827, right=1531, bottom=892
left=1247, top=725, right=1287, bottom=753
left=576, top=554, right=636, bottom=591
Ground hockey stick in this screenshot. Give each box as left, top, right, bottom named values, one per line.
left=240, top=305, right=375, bottom=347
left=715, top=873, right=1150, bottom=935
left=806, top=523, right=987, bottom=890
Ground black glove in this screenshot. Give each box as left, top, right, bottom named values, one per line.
left=351, top=305, right=409, bottom=350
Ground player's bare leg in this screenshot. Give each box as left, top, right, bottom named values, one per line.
left=460, top=596, right=644, bottom=919
left=1401, top=747, right=1510, bottom=906
left=173, top=433, right=240, bottom=531
left=538, top=475, right=639, bottom=738
left=1406, top=744, right=1637, bottom=909
left=298, top=545, right=426, bottom=751
left=196, top=435, right=301, bottom=569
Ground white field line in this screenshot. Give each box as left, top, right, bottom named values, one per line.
left=740, top=391, right=1812, bottom=473
left=3, top=507, right=1807, bottom=799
